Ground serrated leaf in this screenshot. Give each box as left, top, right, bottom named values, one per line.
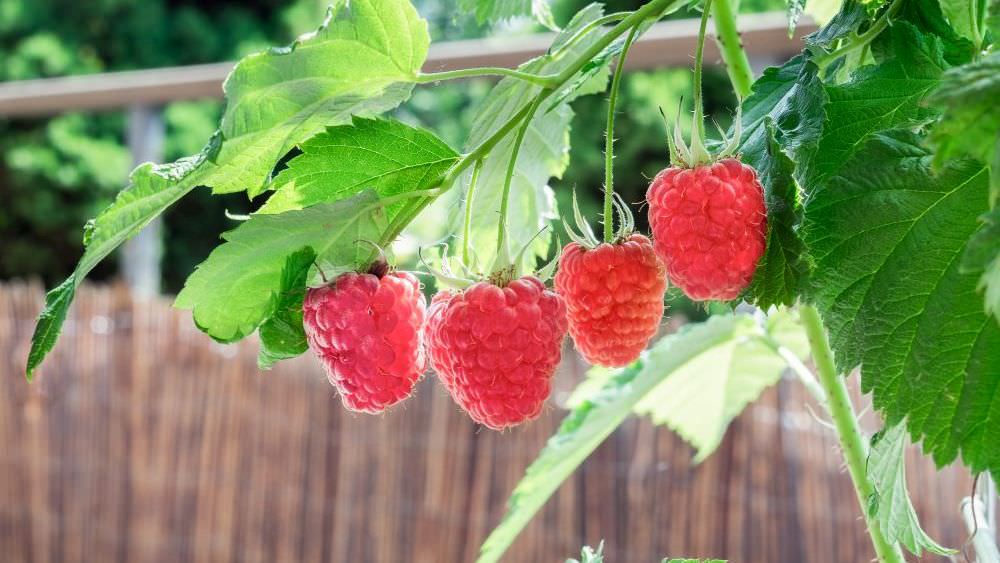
left=479, top=314, right=801, bottom=563
left=802, top=129, right=1000, bottom=476
left=257, top=247, right=317, bottom=369
left=805, top=0, right=868, bottom=50
left=25, top=149, right=213, bottom=378
left=175, top=191, right=387, bottom=343
left=735, top=56, right=824, bottom=307
left=458, top=0, right=557, bottom=29
left=213, top=0, right=428, bottom=196
left=634, top=315, right=800, bottom=462
left=744, top=122, right=808, bottom=308
left=867, top=422, right=956, bottom=556
left=259, top=117, right=459, bottom=216
left=445, top=4, right=614, bottom=273
left=26, top=0, right=428, bottom=376
left=803, top=22, right=948, bottom=187
left=962, top=209, right=1000, bottom=322
left=892, top=0, right=976, bottom=66
left=928, top=51, right=1000, bottom=206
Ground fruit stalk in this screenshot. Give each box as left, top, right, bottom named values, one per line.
left=379, top=0, right=685, bottom=249
left=711, top=0, right=753, bottom=99
left=603, top=23, right=640, bottom=243
left=799, top=304, right=906, bottom=563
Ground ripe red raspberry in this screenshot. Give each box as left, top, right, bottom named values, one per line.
left=554, top=234, right=667, bottom=367
left=646, top=158, right=767, bottom=301
left=303, top=271, right=426, bottom=413
left=425, top=276, right=568, bottom=430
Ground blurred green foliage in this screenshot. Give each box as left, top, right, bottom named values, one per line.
left=1, top=0, right=780, bottom=293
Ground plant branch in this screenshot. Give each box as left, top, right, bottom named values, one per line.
left=417, top=67, right=558, bottom=88
left=799, top=304, right=906, bottom=563
left=497, top=96, right=544, bottom=256
left=463, top=159, right=484, bottom=264
left=815, top=0, right=904, bottom=67
left=711, top=0, right=754, bottom=99
left=379, top=0, right=685, bottom=248
left=603, top=23, right=640, bottom=243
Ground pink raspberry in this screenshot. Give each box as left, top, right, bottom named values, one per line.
left=425, top=276, right=568, bottom=430
left=646, top=158, right=767, bottom=301
left=555, top=233, right=667, bottom=367
left=303, top=271, right=426, bottom=413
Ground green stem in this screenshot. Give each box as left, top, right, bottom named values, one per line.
left=799, top=304, right=906, bottom=563
left=417, top=67, right=558, bottom=88
left=550, top=11, right=633, bottom=58
left=603, top=24, right=640, bottom=243
left=496, top=96, right=544, bottom=256
left=684, top=0, right=713, bottom=165
left=711, top=0, right=753, bottom=99
left=379, top=0, right=685, bottom=247
left=462, top=159, right=484, bottom=265
left=816, top=0, right=903, bottom=67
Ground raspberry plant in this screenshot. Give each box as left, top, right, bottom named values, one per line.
left=24, top=0, right=1000, bottom=560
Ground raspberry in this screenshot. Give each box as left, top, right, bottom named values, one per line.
left=646, top=158, right=767, bottom=301
left=554, top=234, right=667, bottom=367
left=303, top=271, right=426, bottom=413
left=425, top=276, right=568, bottom=430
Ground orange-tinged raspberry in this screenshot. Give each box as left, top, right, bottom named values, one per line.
left=303, top=271, right=426, bottom=413
left=554, top=234, right=666, bottom=367
left=646, top=158, right=767, bottom=301
left=425, top=276, right=568, bottom=430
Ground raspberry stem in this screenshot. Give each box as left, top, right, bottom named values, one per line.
left=416, top=67, right=559, bottom=88
left=688, top=0, right=713, bottom=165
left=496, top=96, right=544, bottom=266
left=603, top=22, right=641, bottom=243
left=462, top=158, right=484, bottom=265
left=800, top=304, right=907, bottom=563
left=711, top=0, right=753, bottom=99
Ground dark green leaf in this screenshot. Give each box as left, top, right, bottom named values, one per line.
left=257, top=247, right=317, bottom=369
left=25, top=277, right=76, bottom=381
left=803, top=130, right=1000, bottom=475
left=736, top=56, right=824, bottom=307
left=803, top=22, right=948, bottom=187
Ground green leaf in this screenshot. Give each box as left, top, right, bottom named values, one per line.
left=634, top=314, right=802, bottom=462
left=928, top=50, right=1000, bottom=206
left=458, top=0, right=557, bottom=29
left=175, top=191, right=388, bottom=342
left=449, top=4, right=613, bottom=272
left=257, top=247, right=317, bottom=369
left=893, top=0, right=977, bottom=65
left=940, top=0, right=986, bottom=45
left=736, top=56, right=824, bottom=307
left=478, top=314, right=798, bottom=563
left=25, top=148, right=213, bottom=378
left=566, top=543, right=604, bottom=563
left=26, top=0, right=429, bottom=375
left=962, top=208, right=1000, bottom=322
left=803, top=22, right=948, bottom=187
left=212, top=0, right=428, bottom=196
left=805, top=0, right=868, bottom=50
left=259, top=117, right=458, bottom=217
left=867, top=422, right=956, bottom=556
left=802, top=130, right=1000, bottom=476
